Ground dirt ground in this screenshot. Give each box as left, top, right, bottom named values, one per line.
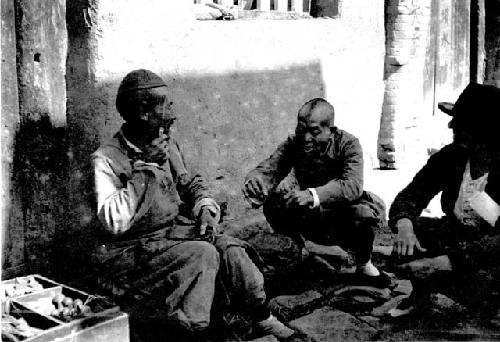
left=77, top=166, right=500, bottom=342
left=198, top=166, right=500, bottom=342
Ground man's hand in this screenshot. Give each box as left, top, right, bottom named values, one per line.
left=276, top=176, right=297, bottom=197
left=242, top=175, right=268, bottom=206
left=198, top=207, right=219, bottom=237
left=284, top=189, right=313, bottom=209
left=393, top=218, right=427, bottom=257
left=142, top=134, right=170, bottom=165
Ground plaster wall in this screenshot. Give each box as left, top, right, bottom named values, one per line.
left=70, top=0, right=385, bottom=221
left=1, top=0, right=23, bottom=274
left=3, top=0, right=385, bottom=278
left=2, top=0, right=68, bottom=277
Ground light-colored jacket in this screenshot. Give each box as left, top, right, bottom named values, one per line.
left=92, top=129, right=219, bottom=241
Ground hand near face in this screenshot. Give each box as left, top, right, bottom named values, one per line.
left=284, top=189, right=313, bottom=209
left=142, top=134, right=170, bottom=165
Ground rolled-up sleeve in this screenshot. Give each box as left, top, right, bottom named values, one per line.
left=245, top=137, right=294, bottom=193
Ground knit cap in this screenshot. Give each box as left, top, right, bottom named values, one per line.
left=117, top=69, right=166, bottom=95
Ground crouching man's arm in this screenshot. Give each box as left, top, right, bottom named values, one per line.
left=243, top=137, right=294, bottom=207
left=313, top=137, right=364, bottom=209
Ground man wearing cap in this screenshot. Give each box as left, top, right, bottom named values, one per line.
left=388, top=83, right=500, bottom=318
left=91, top=69, right=293, bottom=340
left=243, top=98, right=390, bottom=287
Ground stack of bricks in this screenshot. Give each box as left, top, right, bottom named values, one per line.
left=378, top=0, right=431, bottom=169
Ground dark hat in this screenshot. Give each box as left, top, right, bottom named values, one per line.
left=437, top=83, right=500, bottom=142
left=117, top=69, right=166, bottom=95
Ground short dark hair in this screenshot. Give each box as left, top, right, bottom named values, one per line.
left=299, top=98, right=335, bottom=127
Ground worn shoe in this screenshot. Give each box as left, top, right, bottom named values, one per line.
left=254, top=314, right=295, bottom=339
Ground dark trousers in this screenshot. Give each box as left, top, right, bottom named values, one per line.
left=93, top=234, right=266, bottom=332
left=409, top=216, right=500, bottom=314
left=263, top=190, right=386, bottom=264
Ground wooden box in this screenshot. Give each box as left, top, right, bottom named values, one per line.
left=2, top=274, right=129, bottom=342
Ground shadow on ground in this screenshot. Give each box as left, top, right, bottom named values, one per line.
left=75, top=213, right=500, bottom=342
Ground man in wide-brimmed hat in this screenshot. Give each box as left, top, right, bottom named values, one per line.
left=91, top=69, right=294, bottom=340
left=389, top=83, right=500, bottom=318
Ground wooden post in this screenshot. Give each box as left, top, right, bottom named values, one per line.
left=239, top=0, right=254, bottom=9
left=275, top=0, right=288, bottom=11
left=220, top=0, right=234, bottom=7
left=470, top=0, right=485, bottom=83
left=291, top=0, right=303, bottom=12
left=257, top=0, right=270, bottom=11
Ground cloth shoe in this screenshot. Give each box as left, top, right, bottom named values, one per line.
left=254, top=314, right=294, bottom=339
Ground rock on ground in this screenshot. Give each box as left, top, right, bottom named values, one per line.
left=289, top=307, right=378, bottom=342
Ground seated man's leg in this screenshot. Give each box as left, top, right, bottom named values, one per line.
left=331, top=192, right=390, bottom=285
left=413, top=216, right=457, bottom=257
left=213, top=235, right=294, bottom=338
left=261, top=170, right=304, bottom=239
left=123, top=240, right=221, bottom=332
left=158, top=241, right=220, bottom=331
left=442, top=231, right=500, bottom=315
left=322, top=191, right=385, bottom=266
left=390, top=217, right=471, bottom=317
left=341, top=201, right=378, bottom=269
left=213, top=235, right=267, bottom=317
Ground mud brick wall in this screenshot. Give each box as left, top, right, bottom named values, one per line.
left=66, top=1, right=385, bottom=240
left=2, top=0, right=385, bottom=279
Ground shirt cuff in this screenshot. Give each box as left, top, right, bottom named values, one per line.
left=192, top=198, right=221, bottom=221
left=308, top=188, right=320, bottom=209
left=133, top=160, right=161, bottom=169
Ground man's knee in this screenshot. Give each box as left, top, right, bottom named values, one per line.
left=180, top=241, right=220, bottom=270
left=223, top=245, right=255, bottom=270
left=263, top=193, right=307, bottom=235
left=213, top=235, right=259, bottom=269
left=351, top=204, right=382, bottom=228
left=263, top=193, right=285, bottom=217
left=221, top=246, right=266, bottom=307
left=262, top=198, right=287, bottom=233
